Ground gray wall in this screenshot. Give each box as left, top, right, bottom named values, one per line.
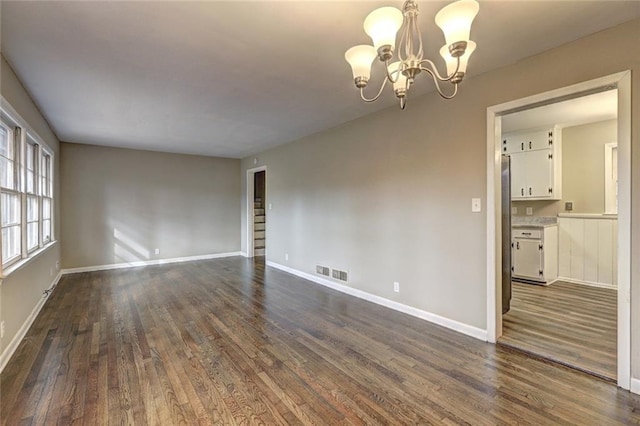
left=240, top=19, right=640, bottom=378
left=61, top=143, right=240, bottom=268
left=0, top=56, right=61, bottom=355
left=513, top=119, right=617, bottom=217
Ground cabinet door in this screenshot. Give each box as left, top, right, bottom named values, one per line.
left=502, top=134, right=525, bottom=154
left=513, top=238, right=543, bottom=280
left=527, top=129, right=553, bottom=151
left=526, top=149, right=553, bottom=198
left=509, top=152, right=527, bottom=199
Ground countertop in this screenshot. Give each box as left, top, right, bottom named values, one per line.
left=558, top=213, right=618, bottom=219
left=512, top=223, right=558, bottom=229
left=511, top=216, right=557, bottom=228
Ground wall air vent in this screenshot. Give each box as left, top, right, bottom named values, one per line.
left=316, top=265, right=330, bottom=277
left=331, top=269, right=348, bottom=282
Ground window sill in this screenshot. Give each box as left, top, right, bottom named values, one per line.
left=0, top=240, right=58, bottom=280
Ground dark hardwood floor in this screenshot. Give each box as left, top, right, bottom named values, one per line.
left=500, top=280, right=617, bottom=380
left=2, top=258, right=638, bottom=425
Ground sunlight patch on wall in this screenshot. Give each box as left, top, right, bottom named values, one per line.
left=113, top=227, right=150, bottom=263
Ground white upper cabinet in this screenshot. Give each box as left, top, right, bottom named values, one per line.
left=504, top=126, right=562, bottom=200
left=502, top=127, right=555, bottom=153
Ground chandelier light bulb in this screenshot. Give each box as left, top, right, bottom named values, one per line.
left=440, top=40, right=476, bottom=75
left=435, top=0, right=479, bottom=47
left=363, top=7, right=403, bottom=51
left=345, top=45, right=377, bottom=81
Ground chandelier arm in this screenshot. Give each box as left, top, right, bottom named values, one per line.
left=398, top=21, right=408, bottom=62
left=412, top=10, right=424, bottom=60
left=384, top=58, right=401, bottom=83
left=419, top=56, right=460, bottom=82
left=419, top=66, right=459, bottom=99
left=360, top=77, right=389, bottom=102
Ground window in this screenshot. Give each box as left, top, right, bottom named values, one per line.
left=0, top=105, right=55, bottom=273
left=1, top=123, right=21, bottom=266
left=604, top=142, right=618, bottom=214
left=42, top=153, right=52, bottom=243
left=26, top=140, right=39, bottom=252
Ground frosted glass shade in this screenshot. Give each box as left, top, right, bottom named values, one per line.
left=387, top=61, right=408, bottom=91
left=345, top=45, right=377, bottom=79
left=435, top=0, right=479, bottom=46
left=364, top=7, right=403, bottom=50
left=440, top=40, right=476, bottom=75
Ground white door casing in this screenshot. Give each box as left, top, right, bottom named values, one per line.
left=486, top=71, right=631, bottom=390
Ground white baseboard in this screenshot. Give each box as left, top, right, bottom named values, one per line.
left=0, top=271, right=62, bottom=373
left=61, top=251, right=241, bottom=274
left=266, top=261, right=487, bottom=341
left=240, top=252, right=249, bottom=258
left=557, top=276, right=617, bottom=289
left=631, top=378, right=640, bottom=395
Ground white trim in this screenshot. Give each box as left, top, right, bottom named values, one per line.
left=0, top=241, right=58, bottom=279
left=557, top=276, right=617, bottom=290
left=245, top=165, right=267, bottom=259
left=240, top=252, right=249, bottom=258
left=0, top=271, right=61, bottom=373
left=61, top=251, right=241, bottom=274
left=486, top=71, right=632, bottom=390
left=604, top=142, right=618, bottom=214
left=631, top=378, right=640, bottom=395
left=615, top=71, right=631, bottom=389
left=267, top=261, right=488, bottom=341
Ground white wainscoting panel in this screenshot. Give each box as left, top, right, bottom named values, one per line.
left=558, top=215, right=617, bottom=288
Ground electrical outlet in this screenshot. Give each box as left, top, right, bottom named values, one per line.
left=471, top=198, right=481, bottom=213
left=512, top=207, right=517, bottom=215
left=526, top=207, right=533, bottom=216
left=154, top=248, right=160, bottom=255
left=55, top=261, right=60, bottom=270
left=1, top=321, right=5, bottom=339
left=393, top=282, right=400, bottom=293
left=285, top=253, right=289, bottom=261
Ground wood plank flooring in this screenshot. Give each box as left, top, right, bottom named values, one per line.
left=2, top=258, right=638, bottom=425
left=500, top=280, right=617, bottom=380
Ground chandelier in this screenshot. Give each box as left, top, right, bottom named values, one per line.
left=345, top=0, right=479, bottom=109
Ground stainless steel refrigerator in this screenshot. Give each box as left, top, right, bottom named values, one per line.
left=501, top=155, right=512, bottom=314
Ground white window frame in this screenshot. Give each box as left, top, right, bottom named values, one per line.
left=604, top=142, right=618, bottom=214
left=0, top=97, right=55, bottom=277
left=0, top=122, right=22, bottom=268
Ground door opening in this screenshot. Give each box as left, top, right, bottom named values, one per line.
left=486, top=71, right=631, bottom=389
left=246, top=166, right=267, bottom=258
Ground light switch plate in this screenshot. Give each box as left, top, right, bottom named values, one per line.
left=511, top=207, right=517, bottom=215
left=526, top=207, right=533, bottom=216
left=471, top=198, right=481, bottom=213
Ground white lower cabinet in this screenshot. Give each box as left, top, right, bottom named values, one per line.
left=512, top=226, right=558, bottom=284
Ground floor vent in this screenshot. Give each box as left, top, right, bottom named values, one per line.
left=332, top=269, right=348, bottom=282
left=316, top=265, right=330, bottom=276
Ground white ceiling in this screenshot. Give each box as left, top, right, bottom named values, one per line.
left=1, top=1, right=639, bottom=158
left=502, top=89, right=618, bottom=133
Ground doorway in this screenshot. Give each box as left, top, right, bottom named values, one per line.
left=246, top=166, right=267, bottom=258
left=486, top=71, right=631, bottom=389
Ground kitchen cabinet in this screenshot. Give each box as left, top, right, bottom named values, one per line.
left=512, top=226, right=558, bottom=285
left=503, top=127, right=555, bottom=153
left=504, top=126, right=562, bottom=200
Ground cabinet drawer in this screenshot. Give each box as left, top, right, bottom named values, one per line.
left=513, top=229, right=542, bottom=239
